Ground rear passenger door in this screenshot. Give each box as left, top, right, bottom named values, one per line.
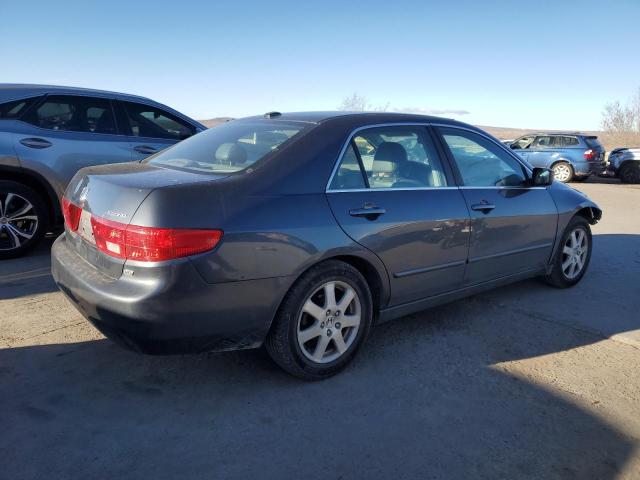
left=435, top=126, right=558, bottom=285
left=326, top=125, right=470, bottom=306
left=13, top=95, right=132, bottom=196
left=115, top=100, right=197, bottom=160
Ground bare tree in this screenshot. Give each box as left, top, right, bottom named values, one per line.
left=601, top=87, right=640, bottom=147
left=338, top=93, right=389, bottom=112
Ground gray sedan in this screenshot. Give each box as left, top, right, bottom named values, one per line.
left=51, top=112, right=601, bottom=379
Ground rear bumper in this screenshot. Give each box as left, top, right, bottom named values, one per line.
left=573, top=160, right=606, bottom=176
left=51, top=234, right=290, bottom=354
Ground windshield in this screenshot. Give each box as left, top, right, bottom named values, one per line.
left=148, top=120, right=307, bottom=173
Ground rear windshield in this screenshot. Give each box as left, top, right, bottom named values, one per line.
left=584, top=136, right=604, bottom=150
left=148, top=120, right=307, bottom=173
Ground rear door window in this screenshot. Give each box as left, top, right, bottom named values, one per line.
left=510, top=136, right=534, bottom=149
left=0, top=97, right=40, bottom=119
left=120, top=101, right=195, bottom=140
left=557, top=136, right=579, bottom=147
left=22, top=95, right=117, bottom=134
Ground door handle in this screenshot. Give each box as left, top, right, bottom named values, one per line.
left=349, top=204, right=386, bottom=220
left=133, top=145, right=157, bottom=155
left=470, top=202, right=496, bottom=213
left=20, top=138, right=52, bottom=149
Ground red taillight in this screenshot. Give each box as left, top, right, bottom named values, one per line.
left=90, top=215, right=222, bottom=262
left=584, top=149, right=596, bottom=160
left=62, top=197, right=82, bottom=232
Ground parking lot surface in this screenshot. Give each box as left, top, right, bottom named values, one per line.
left=1, top=179, right=639, bottom=479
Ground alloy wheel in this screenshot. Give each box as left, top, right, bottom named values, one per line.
left=553, top=163, right=572, bottom=183
left=561, top=227, right=588, bottom=279
left=296, top=281, right=361, bottom=364
left=0, top=192, right=39, bottom=251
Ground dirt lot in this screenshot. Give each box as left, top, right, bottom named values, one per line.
left=1, top=178, right=639, bottom=479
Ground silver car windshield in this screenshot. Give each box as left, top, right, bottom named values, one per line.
left=148, top=120, right=307, bottom=173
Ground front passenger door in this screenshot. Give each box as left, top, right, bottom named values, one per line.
left=436, top=127, right=558, bottom=285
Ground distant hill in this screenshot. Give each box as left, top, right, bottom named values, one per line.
left=199, top=118, right=627, bottom=151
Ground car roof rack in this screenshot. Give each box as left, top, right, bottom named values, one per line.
left=264, top=111, right=282, bottom=119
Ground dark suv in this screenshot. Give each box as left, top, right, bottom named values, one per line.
left=507, top=133, right=606, bottom=183
left=0, top=84, right=205, bottom=258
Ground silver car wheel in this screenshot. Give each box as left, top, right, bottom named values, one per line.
left=297, top=280, right=361, bottom=364
left=0, top=192, right=38, bottom=251
left=553, top=163, right=572, bottom=183
left=561, top=227, right=588, bottom=279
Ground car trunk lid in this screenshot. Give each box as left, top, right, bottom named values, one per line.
left=63, top=162, right=228, bottom=278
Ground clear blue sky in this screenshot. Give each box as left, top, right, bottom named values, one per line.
left=2, top=0, right=639, bottom=130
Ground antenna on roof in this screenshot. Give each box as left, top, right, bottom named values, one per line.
left=264, top=111, right=282, bottom=119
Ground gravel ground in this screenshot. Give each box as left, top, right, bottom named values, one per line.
left=1, top=178, right=639, bottom=479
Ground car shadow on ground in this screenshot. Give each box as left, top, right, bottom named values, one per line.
left=1, top=233, right=639, bottom=479
left=0, top=235, right=57, bottom=300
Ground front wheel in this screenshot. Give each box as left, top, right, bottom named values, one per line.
left=552, top=162, right=574, bottom=183
left=0, top=181, right=49, bottom=259
left=265, top=260, right=373, bottom=380
left=544, top=216, right=592, bottom=288
left=619, top=162, right=640, bottom=184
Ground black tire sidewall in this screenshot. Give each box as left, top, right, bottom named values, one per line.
left=0, top=180, right=48, bottom=259
left=269, top=260, right=373, bottom=379
left=620, top=163, right=640, bottom=184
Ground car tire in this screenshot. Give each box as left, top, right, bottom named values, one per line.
left=544, top=216, right=592, bottom=288
left=265, top=260, right=373, bottom=380
left=619, top=162, right=640, bottom=184
left=0, top=180, right=49, bottom=260
left=552, top=162, right=574, bottom=183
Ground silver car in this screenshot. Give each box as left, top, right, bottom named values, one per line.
left=0, top=84, right=205, bottom=258
left=607, top=147, right=640, bottom=183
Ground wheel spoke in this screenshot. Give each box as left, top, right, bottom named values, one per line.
left=340, top=314, right=360, bottom=328
left=298, top=324, right=322, bottom=344
left=4, top=193, right=15, bottom=215
left=9, top=215, right=38, bottom=223
left=333, top=331, right=347, bottom=354
left=576, top=229, right=585, bottom=247
left=323, top=282, right=337, bottom=309
left=6, top=201, right=33, bottom=220
left=303, top=299, right=326, bottom=322
left=575, top=254, right=585, bottom=270
left=312, top=335, right=330, bottom=362
left=5, top=224, right=22, bottom=247
left=570, top=231, right=577, bottom=248
left=337, top=287, right=355, bottom=312
left=563, top=246, right=573, bottom=255
left=7, top=223, right=33, bottom=240
left=562, top=256, right=573, bottom=271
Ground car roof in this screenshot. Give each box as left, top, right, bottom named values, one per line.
left=242, top=111, right=471, bottom=128
left=0, top=83, right=155, bottom=103
left=520, top=132, right=587, bottom=137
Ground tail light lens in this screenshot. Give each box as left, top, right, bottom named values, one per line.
left=584, top=149, right=596, bottom=160
left=62, top=197, right=82, bottom=232
left=90, top=215, right=222, bottom=262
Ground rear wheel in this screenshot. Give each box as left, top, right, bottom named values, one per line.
left=619, top=162, right=640, bottom=184
left=0, top=181, right=48, bottom=259
left=544, top=216, right=592, bottom=288
left=265, top=260, right=373, bottom=380
left=552, top=162, right=573, bottom=183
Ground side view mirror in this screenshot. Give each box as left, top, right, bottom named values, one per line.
left=531, top=167, right=553, bottom=186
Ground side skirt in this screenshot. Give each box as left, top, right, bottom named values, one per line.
left=377, top=267, right=545, bottom=324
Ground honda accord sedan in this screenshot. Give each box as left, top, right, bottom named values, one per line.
left=51, top=112, right=602, bottom=379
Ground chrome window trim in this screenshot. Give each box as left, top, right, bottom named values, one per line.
left=325, top=122, right=448, bottom=193
left=325, top=121, right=544, bottom=194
